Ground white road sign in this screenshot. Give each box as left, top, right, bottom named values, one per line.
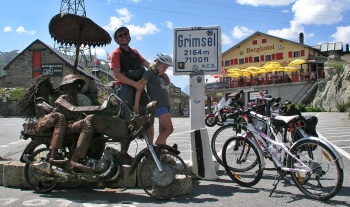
left=173, top=26, right=221, bottom=75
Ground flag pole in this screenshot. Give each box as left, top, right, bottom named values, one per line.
left=106, top=51, right=109, bottom=93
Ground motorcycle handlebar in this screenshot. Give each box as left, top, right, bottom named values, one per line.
left=107, top=93, right=133, bottom=115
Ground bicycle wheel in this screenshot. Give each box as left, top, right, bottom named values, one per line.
left=138, top=151, right=189, bottom=200
left=287, top=139, right=343, bottom=201
left=211, top=124, right=236, bottom=166
left=222, top=136, right=263, bottom=187
left=24, top=148, right=59, bottom=193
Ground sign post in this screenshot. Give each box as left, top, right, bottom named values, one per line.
left=173, top=26, right=221, bottom=180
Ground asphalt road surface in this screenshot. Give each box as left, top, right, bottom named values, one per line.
left=0, top=112, right=349, bottom=207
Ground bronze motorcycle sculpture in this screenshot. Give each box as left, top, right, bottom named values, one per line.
left=20, top=94, right=189, bottom=199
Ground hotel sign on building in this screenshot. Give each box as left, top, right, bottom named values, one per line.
left=246, top=44, right=275, bottom=54
left=173, top=26, right=221, bottom=75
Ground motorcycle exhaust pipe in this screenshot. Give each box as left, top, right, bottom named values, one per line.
left=31, top=162, right=70, bottom=180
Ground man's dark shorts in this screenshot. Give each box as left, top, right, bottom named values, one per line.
left=116, top=84, right=149, bottom=108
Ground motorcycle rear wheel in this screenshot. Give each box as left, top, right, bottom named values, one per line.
left=138, top=151, right=189, bottom=199
left=24, top=148, right=58, bottom=193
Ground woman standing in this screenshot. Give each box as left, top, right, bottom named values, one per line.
left=134, top=53, right=174, bottom=163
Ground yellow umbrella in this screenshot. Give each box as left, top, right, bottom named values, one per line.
left=263, top=62, right=281, bottom=69
left=227, top=68, right=241, bottom=73
left=227, top=73, right=240, bottom=78
left=288, top=59, right=306, bottom=66
left=246, top=66, right=260, bottom=71
left=258, top=68, right=269, bottom=74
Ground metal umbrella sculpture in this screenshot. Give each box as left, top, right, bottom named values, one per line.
left=49, top=13, right=112, bottom=70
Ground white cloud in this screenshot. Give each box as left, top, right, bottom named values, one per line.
left=104, top=8, right=160, bottom=41
left=232, top=25, right=254, bottom=39
left=267, top=20, right=304, bottom=40
left=3, top=26, right=12, bottom=32
left=116, top=7, right=133, bottom=23
left=127, top=23, right=160, bottom=41
left=15, top=26, right=35, bottom=35
left=105, top=16, right=124, bottom=32
left=164, top=21, right=173, bottom=29
left=265, top=0, right=350, bottom=43
left=331, top=26, right=350, bottom=43
left=237, top=0, right=350, bottom=45
left=16, top=26, right=26, bottom=33
left=221, top=33, right=233, bottom=45
left=236, top=0, right=295, bottom=7
left=292, top=0, right=345, bottom=25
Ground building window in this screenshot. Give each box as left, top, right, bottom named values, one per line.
left=262, top=38, right=267, bottom=43
left=224, top=60, right=230, bottom=66
left=252, top=40, right=258, bottom=45
left=254, top=56, right=260, bottom=62
left=276, top=53, right=284, bottom=60
left=238, top=58, right=244, bottom=64
left=265, top=54, right=271, bottom=61
left=293, top=51, right=300, bottom=57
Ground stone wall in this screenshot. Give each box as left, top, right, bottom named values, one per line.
left=313, top=64, right=350, bottom=111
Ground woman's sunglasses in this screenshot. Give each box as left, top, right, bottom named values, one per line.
left=118, top=32, right=129, bottom=38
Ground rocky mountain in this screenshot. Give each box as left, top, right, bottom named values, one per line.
left=0, top=50, right=20, bottom=70
left=313, top=64, right=350, bottom=111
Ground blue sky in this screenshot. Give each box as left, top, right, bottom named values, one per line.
left=1, top=0, right=350, bottom=91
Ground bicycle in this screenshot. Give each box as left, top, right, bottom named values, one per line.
left=211, top=97, right=311, bottom=167
left=210, top=107, right=248, bottom=166
left=211, top=98, right=275, bottom=167
left=221, top=105, right=344, bottom=200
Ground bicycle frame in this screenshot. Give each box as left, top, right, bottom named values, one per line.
left=108, top=93, right=166, bottom=175
left=241, top=112, right=312, bottom=174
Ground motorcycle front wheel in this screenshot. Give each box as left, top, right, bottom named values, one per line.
left=138, top=150, right=189, bottom=200
left=205, top=116, right=217, bottom=127
left=24, top=148, right=58, bottom=193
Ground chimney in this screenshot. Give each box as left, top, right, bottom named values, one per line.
left=299, top=32, right=304, bottom=44
left=346, top=44, right=349, bottom=52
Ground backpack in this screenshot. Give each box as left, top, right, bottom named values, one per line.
left=302, top=115, right=318, bottom=137
left=120, top=47, right=146, bottom=81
